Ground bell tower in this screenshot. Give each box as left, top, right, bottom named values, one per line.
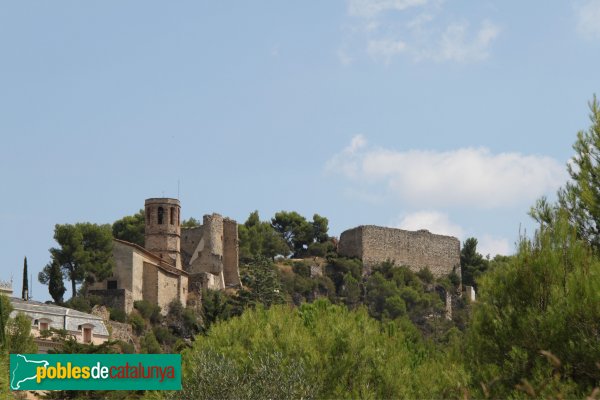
left=144, top=198, right=182, bottom=269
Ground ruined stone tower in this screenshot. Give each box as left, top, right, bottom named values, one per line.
left=144, top=198, right=182, bottom=269
left=181, top=213, right=241, bottom=290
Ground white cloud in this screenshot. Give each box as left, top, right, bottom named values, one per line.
left=341, top=0, right=500, bottom=65
left=367, top=39, right=407, bottom=64
left=478, top=234, right=511, bottom=257
left=396, top=210, right=464, bottom=237
left=426, top=20, right=500, bottom=62
left=348, top=134, right=368, bottom=153
left=577, top=0, right=600, bottom=39
left=326, top=134, right=368, bottom=178
left=348, top=0, right=429, bottom=18
left=326, top=135, right=566, bottom=208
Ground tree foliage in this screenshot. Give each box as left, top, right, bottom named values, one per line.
left=181, top=217, right=201, bottom=229
left=271, top=211, right=330, bottom=257
left=47, top=260, right=66, bottom=304
left=0, top=295, right=12, bottom=349
left=141, top=331, right=162, bottom=354
left=460, top=237, right=489, bottom=289
left=365, top=262, right=446, bottom=331
left=236, top=257, right=286, bottom=311
left=6, top=313, right=37, bottom=354
left=556, top=96, right=600, bottom=249
left=39, top=223, right=114, bottom=299
left=466, top=212, right=600, bottom=398
left=239, top=211, right=289, bottom=261
left=112, top=210, right=145, bottom=247
left=200, top=289, right=233, bottom=331
left=161, top=300, right=466, bottom=400
left=22, top=256, right=28, bottom=300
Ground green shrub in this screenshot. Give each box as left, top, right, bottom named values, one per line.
left=116, top=340, right=135, bottom=354
left=153, top=326, right=176, bottom=346
left=134, top=300, right=162, bottom=323
left=182, top=309, right=201, bottom=335
left=307, top=242, right=329, bottom=257
left=324, top=257, right=363, bottom=294
left=416, top=267, right=434, bottom=284
left=291, top=261, right=311, bottom=278
left=128, top=313, right=145, bottom=335
left=109, top=307, right=127, bottom=323
left=141, top=331, right=162, bottom=354
left=167, top=300, right=184, bottom=319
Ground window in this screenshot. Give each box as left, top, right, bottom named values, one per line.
left=170, top=207, right=175, bottom=225
left=107, top=280, right=117, bottom=290
left=39, top=321, right=49, bottom=331
left=158, top=207, right=164, bottom=224
left=83, top=327, right=92, bottom=343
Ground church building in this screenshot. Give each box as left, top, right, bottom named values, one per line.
left=89, top=198, right=241, bottom=314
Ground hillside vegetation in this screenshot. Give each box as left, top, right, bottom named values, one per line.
left=3, top=97, right=599, bottom=399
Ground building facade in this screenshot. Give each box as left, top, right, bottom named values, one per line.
left=9, top=297, right=109, bottom=354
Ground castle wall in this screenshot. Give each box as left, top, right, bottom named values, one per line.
left=337, top=227, right=363, bottom=260
left=181, top=226, right=204, bottom=267
left=223, top=218, right=241, bottom=287
left=338, top=225, right=460, bottom=277
left=187, top=214, right=224, bottom=276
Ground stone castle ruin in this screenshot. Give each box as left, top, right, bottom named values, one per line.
left=181, top=213, right=241, bottom=292
left=90, top=198, right=240, bottom=314
left=338, top=225, right=461, bottom=278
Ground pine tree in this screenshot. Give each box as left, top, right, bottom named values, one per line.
left=22, top=256, right=28, bottom=301
left=558, top=95, right=600, bottom=249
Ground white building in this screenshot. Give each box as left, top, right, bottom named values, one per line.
left=9, top=297, right=109, bottom=354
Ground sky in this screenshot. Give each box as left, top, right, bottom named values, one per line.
left=1, top=0, right=599, bottom=302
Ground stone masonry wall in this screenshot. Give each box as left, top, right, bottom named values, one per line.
left=222, top=218, right=241, bottom=287
left=181, top=226, right=204, bottom=267
left=339, top=225, right=460, bottom=277
left=337, top=227, right=363, bottom=259
left=156, top=269, right=180, bottom=313
left=142, top=262, right=158, bottom=306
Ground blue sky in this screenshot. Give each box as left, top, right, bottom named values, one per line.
left=1, top=1, right=599, bottom=301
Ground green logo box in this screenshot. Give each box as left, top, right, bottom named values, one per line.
left=10, top=353, right=181, bottom=391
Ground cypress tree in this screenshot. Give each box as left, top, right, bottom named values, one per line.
left=22, top=256, right=29, bottom=300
